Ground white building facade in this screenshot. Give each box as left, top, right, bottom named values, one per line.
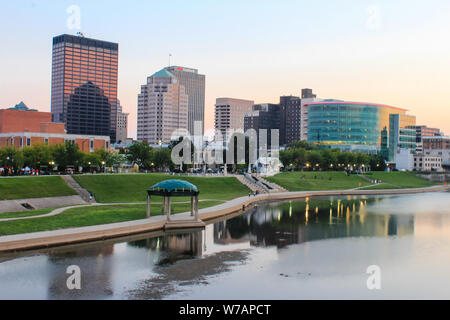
left=137, top=69, right=188, bottom=144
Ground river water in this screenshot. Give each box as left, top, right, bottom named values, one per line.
left=1, top=192, right=450, bottom=300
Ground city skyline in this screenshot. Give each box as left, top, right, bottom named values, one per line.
left=1, top=0, right=450, bottom=139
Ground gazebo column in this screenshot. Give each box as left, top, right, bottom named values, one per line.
left=190, top=196, right=194, bottom=216
left=162, top=196, right=166, bottom=215
left=167, top=197, right=172, bottom=221
left=195, top=195, right=199, bottom=220
left=146, top=194, right=151, bottom=218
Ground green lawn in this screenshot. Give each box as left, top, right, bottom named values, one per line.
left=360, top=172, right=435, bottom=189
left=0, top=208, right=55, bottom=219
left=0, top=176, right=77, bottom=200
left=0, top=200, right=223, bottom=236
left=266, top=171, right=371, bottom=191
left=0, top=174, right=250, bottom=236
left=74, top=174, right=251, bottom=203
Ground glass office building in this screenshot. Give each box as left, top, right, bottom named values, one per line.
left=306, top=102, right=407, bottom=154
left=388, top=114, right=417, bottom=161
left=51, top=34, right=119, bottom=142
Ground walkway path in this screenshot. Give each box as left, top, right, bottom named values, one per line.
left=0, top=199, right=227, bottom=222
left=0, top=185, right=448, bottom=252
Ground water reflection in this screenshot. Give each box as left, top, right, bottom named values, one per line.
left=211, top=196, right=414, bottom=250
left=0, top=193, right=449, bottom=299
left=47, top=246, right=115, bottom=299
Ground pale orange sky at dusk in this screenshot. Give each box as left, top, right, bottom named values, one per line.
left=1, top=1, right=450, bottom=138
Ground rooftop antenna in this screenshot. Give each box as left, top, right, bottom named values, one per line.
left=77, top=32, right=85, bottom=38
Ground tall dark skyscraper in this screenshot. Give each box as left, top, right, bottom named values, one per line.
left=244, top=103, right=280, bottom=150
left=51, top=34, right=119, bottom=142
left=301, top=88, right=316, bottom=99
left=165, top=66, right=205, bottom=135
left=279, top=95, right=302, bottom=146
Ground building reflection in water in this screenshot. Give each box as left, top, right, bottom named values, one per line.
left=211, top=196, right=415, bottom=250
left=47, top=246, right=114, bottom=300
left=128, top=232, right=203, bottom=265
left=42, top=195, right=415, bottom=299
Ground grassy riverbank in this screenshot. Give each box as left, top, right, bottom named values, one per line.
left=0, top=176, right=77, bottom=200
left=0, top=200, right=223, bottom=236
left=74, top=174, right=250, bottom=203
left=266, top=171, right=435, bottom=192
left=0, top=174, right=250, bottom=236
left=359, top=172, right=435, bottom=189
left=266, top=171, right=371, bottom=191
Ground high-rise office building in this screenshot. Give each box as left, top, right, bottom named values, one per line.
left=307, top=101, right=409, bottom=154
left=279, top=96, right=302, bottom=146
left=388, top=114, right=417, bottom=161
left=214, top=98, right=254, bottom=140
left=244, top=103, right=280, bottom=149
left=137, top=69, right=188, bottom=144
left=51, top=34, right=119, bottom=142
left=301, top=88, right=317, bottom=99
left=165, top=66, right=205, bottom=135
left=279, top=89, right=321, bottom=145
left=116, top=101, right=128, bottom=143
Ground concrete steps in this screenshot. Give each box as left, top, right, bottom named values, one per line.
left=61, top=175, right=96, bottom=204
left=254, top=175, right=288, bottom=193
left=234, top=175, right=265, bottom=194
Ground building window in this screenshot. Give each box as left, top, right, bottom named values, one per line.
left=26, top=138, right=31, bottom=146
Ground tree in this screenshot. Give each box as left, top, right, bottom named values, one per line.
left=370, top=155, right=386, bottom=171
left=51, top=141, right=83, bottom=171
left=321, top=149, right=337, bottom=170
left=23, top=144, right=52, bottom=169
left=153, top=148, right=173, bottom=171
left=287, top=140, right=315, bottom=151
left=292, top=148, right=307, bottom=170
left=0, top=147, right=24, bottom=173
left=279, top=150, right=293, bottom=169
left=126, top=142, right=153, bottom=170
left=307, top=151, right=323, bottom=170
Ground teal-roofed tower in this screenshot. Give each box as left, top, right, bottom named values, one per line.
left=137, top=68, right=189, bottom=144
left=151, top=69, right=175, bottom=78
left=8, top=101, right=37, bottom=111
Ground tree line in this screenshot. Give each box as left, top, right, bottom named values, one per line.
left=279, top=141, right=386, bottom=172
left=0, top=141, right=175, bottom=175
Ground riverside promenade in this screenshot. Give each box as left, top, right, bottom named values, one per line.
left=0, top=185, right=448, bottom=253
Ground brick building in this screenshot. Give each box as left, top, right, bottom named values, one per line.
left=0, top=103, right=110, bottom=152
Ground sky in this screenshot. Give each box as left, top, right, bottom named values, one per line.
left=1, top=0, right=450, bottom=139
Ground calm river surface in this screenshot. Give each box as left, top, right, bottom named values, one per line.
left=1, top=192, right=450, bottom=300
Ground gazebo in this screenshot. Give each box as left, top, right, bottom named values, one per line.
left=146, top=180, right=200, bottom=223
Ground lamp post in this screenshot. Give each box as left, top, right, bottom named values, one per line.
left=49, top=161, right=55, bottom=175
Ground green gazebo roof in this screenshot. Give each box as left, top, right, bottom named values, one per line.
left=148, top=179, right=199, bottom=197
